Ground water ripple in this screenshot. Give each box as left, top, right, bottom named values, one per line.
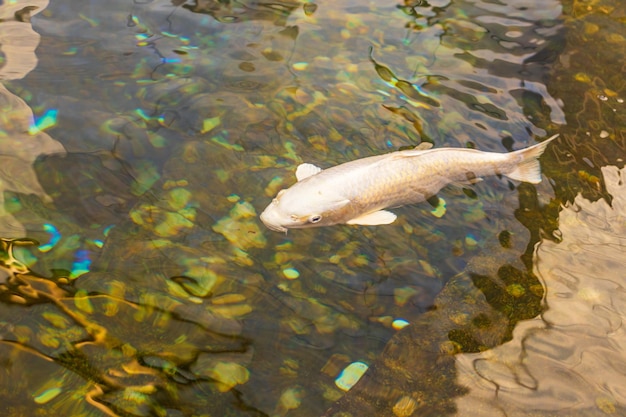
left=456, top=166, right=626, bottom=416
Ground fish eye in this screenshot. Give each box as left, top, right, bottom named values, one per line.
left=309, top=215, right=322, bottom=223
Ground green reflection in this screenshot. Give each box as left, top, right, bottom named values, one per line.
left=1, top=0, right=624, bottom=415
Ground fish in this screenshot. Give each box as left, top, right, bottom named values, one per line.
left=260, top=134, right=559, bottom=232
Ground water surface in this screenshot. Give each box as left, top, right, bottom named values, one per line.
left=0, top=0, right=624, bottom=416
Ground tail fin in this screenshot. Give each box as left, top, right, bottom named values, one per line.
left=506, top=134, right=559, bottom=184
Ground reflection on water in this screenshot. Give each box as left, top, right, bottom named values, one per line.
left=456, top=166, right=626, bottom=416
left=0, top=0, right=624, bottom=416
left=0, top=0, right=64, bottom=237
left=182, top=0, right=302, bottom=25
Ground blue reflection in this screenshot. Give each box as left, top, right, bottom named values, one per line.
left=39, top=223, right=61, bottom=252
left=71, top=250, right=92, bottom=278
left=29, top=109, right=58, bottom=134
left=103, top=225, right=115, bottom=236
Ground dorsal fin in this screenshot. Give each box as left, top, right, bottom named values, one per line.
left=387, top=142, right=436, bottom=159
left=295, top=163, right=322, bottom=181
left=414, top=142, right=434, bottom=151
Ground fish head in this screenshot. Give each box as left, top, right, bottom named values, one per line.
left=260, top=186, right=350, bottom=232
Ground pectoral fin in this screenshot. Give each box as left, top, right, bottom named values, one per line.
left=296, top=163, right=322, bottom=181
left=346, top=210, right=397, bottom=226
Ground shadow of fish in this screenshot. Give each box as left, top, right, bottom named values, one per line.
left=260, top=135, right=559, bottom=232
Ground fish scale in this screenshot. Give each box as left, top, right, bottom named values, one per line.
left=260, top=134, right=559, bottom=232
left=348, top=150, right=507, bottom=208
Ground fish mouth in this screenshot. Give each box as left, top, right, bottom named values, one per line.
left=264, top=223, right=288, bottom=233
left=259, top=210, right=288, bottom=233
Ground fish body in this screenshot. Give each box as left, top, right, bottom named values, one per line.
left=260, top=135, right=558, bottom=232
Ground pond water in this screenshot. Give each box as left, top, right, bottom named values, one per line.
left=0, top=0, right=624, bottom=416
